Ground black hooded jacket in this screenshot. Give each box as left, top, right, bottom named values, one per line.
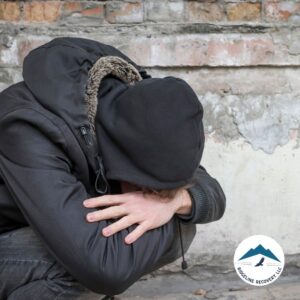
left=0, top=37, right=226, bottom=295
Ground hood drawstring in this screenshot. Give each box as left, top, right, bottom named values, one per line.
left=178, top=218, right=188, bottom=270
left=95, top=154, right=110, bottom=195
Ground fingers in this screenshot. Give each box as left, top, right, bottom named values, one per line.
left=102, top=216, right=134, bottom=237
left=86, top=205, right=126, bottom=222
left=124, top=222, right=150, bottom=244
left=84, top=192, right=155, bottom=244
left=83, top=195, right=124, bottom=208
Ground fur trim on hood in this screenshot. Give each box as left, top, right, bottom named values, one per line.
left=85, top=56, right=143, bottom=133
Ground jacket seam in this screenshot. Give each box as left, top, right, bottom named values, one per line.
left=0, top=105, right=37, bottom=121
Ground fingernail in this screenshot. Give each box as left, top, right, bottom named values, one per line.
left=83, top=200, right=89, bottom=206
left=125, top=237, right=132, bottom=244
left=103, top=228, right=111, bottom=236
left=87, top=214, right=94, bottom=221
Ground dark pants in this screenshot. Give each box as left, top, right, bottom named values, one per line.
left=0, top=227, right=113, bottom=300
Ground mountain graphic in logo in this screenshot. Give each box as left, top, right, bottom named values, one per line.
left=239, top=244, right=280, bottom=262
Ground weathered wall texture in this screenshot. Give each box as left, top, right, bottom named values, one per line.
left=0, top=0, right=299, bottom=262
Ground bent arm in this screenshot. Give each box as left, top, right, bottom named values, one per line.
left=0, top=108, right=192, bottom=295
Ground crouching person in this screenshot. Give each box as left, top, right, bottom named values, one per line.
left=0, top=37, right=226, bottom=299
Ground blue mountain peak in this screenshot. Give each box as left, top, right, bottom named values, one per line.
left=239, top=244, right=280, bottom=262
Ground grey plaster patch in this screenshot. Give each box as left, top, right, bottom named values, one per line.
left=200, top=93, right=240, bottom=141
left=199, top=92, right=300, bottom=154
left=0, top=67, right=23, bottom=92
left=231, top=94, right=300, bottom=153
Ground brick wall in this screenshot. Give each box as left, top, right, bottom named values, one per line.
left=1, top=1, right=300, bottom=259
left=1, top=1, right=300, bottom=24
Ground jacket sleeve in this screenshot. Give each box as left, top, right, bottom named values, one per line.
left=0, top=108, right=194, bottom=295
left=176, top=165, right=226, bottom=224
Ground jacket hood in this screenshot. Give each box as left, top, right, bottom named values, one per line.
left=22, top=37, right=204, bottom=191
left=95, top=76, right=205, bottom=190
left=22, top=37, right=142, bottom=188
left=22, top=37, right=141, bottom=137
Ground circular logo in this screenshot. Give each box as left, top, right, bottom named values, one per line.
left=233, top=235, right=284, bottom=286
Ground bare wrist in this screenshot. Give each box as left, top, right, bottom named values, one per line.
left=174, top=189, right=192, bottom=215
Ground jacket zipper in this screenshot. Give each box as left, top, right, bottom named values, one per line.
left=79, top=125, right=93, bottom=146
left=79, top=124, right=110, bottom=195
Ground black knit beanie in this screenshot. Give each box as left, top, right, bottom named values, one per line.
left=95, top=75, right=205, bottom=190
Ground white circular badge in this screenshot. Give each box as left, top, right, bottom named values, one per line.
left=233, top=235, right=284, bottom=286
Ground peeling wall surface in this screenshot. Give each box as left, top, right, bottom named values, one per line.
left=0, top=0, right=299, bottom=263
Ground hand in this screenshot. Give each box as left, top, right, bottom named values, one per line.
left=83, top=189, right=191, bottom=244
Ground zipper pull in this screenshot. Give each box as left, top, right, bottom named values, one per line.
left=95, top=155, right=110, bottom=195
left=80, top=125, right=93, bottom=146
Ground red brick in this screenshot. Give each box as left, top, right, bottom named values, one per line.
left=106, top=2, right=143, bottom=23
left=264, top=1, right=300, bottom=22
left=18, top=38, right=51, bottom=64
left=207, top=38, right=275, bottom=66
left=24, top=1, right=62, bottom=23
left=63, top=2, right=104, bottom=18
left=226, top=3, right=261, bottom=21
left=120, top=35, right=278, bottom=67
left=185, top=2, right=224, bottom=22
left=63, top=2, right=82, bottom=13
left=145, top=0, right=184, bottom=22
left=0, top=2, right=21, bottom=22
left=82, top=7, right=104, bottom=17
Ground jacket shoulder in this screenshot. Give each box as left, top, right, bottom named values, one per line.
left=0, top=81, right=40, bottom=119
